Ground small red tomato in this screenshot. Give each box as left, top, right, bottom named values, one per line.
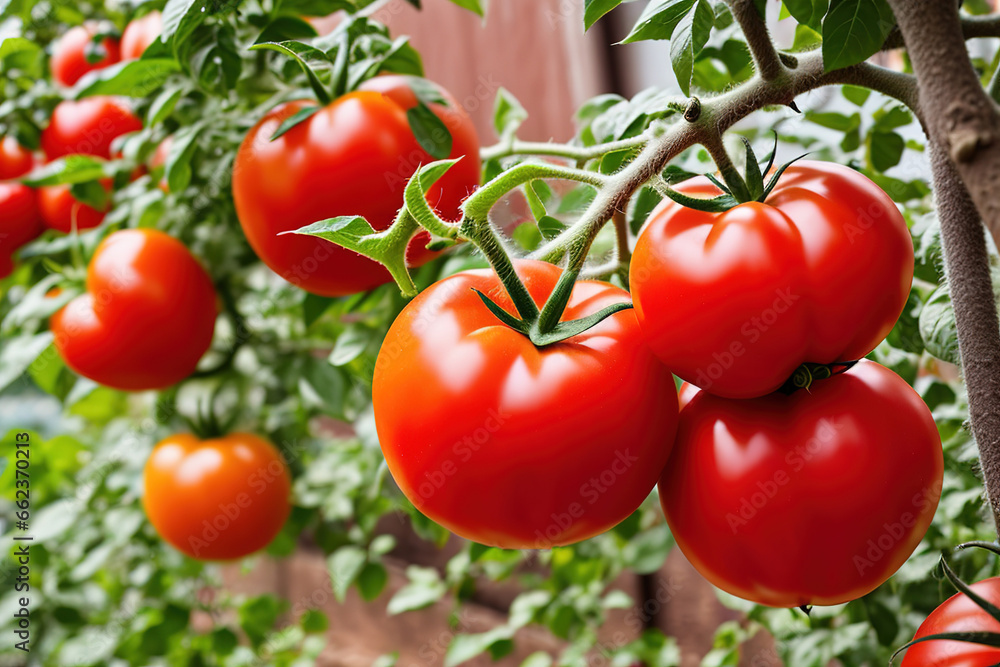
left=143, top=432, right=292, bottom=560
left=0, top=136, right=35, bottom=180
left=631, top=161, right=913, bottom=399
left=41, top=97, right=142, bottom=161
left=0, top=183, right=43, bottom=278
left=120, top=11, right=162, bottom=60
left=38, top=182, right=109, bottom=233
left=660, top=360, right=942, bottom=607
left=901, top=578, right=1000, bottom=666
left=232, top=74, right=480, bottom=297
left=51, top=229, right=217, bottom=391
left=374, top=260, right=678, bottom=549
left=50, top=23, right=121, bottom=87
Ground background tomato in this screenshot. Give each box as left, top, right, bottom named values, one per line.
left=660, top=360, right=942, bottom=607
left=901, top=578, right=1000, bottom=666
left=38, top=182, right=109, bottom=232
left=0, top=136, right=35, bottom=179
left=232, top=74, right=480, bottom=297
left=373, top=260, right=678, bottom=549
left=0, top=183, right=42, bottom=278
left=143, top=432, right=292, bottom=560
left=50, top=23, right=120, bottom=87
left=631, top=161, right=913, bottom=399
left=41, top=96, right=142, bottom=160
left=120, top=11, right=162, bottom=60
left=51, top=229, right=217, bottom=390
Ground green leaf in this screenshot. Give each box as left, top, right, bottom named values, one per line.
left=303, top=293, right=337, bottom=328
left=520, top=653, right=553, bottom=667
left=537, top=216, right=567, bottom=241
left=585, top=0, right=624, bottom=30
left=842, top=84, right=871, bottom=106
left=256, top=16, right=319, bottom=44
left=22, top=155, right=107, bottom=186
left=407, top=102, right=452, bottom=160
left=146, top=86, right=184, bottom=126
left=165, top=121, right=204, bottom=192
left=74, top=58, right=179, bottom=98
left=161, top=0, right=205, bottom=54
left=822, top=0, right=896, bottom=71
left=783, top=0, right=828, bottom=30
left=493, top=87, right=528, bottom=139
left=329, top=324, right=370, bottom=366
left=791, top=23, right=823, bottom=51
left=300, top=609, right=329, bottom=634
left=387, top=566, right=447, bottom=614
left=445, top=627, right=516, bottom=667
left=621, top=0, right=696, bottom=44
left=919, top=283, right=961, bottom=364
left=670, top=0, right=714, bottom=96
left=623, top=523, right=675, bottom=574
left=0, top=332, right=55, bottom=395
left=445, top=0, right=485, bottom=16
left=290, top=215, right=377, bottom=253
left=867, top=130, right=904, bottom=172
left=250, top=41, right=333, bottom=105
left=357, top=562, right=388, bottom=601
left=270, top=105, right=321, bottom=141
left=328, top=546, right=367, bottom=602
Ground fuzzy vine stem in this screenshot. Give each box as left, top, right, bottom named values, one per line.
left=727, top=0, right=786, bottom=82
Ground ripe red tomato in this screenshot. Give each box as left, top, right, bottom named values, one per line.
left=232, top=75, right=481, bottom=297
left=0, top=183, right=42, bottom=278
left=41, top=97, right=142, bottom=160
left=120, top=11, right=162, bottom=60
left=50, top=23, right=120, bottom=87
left=373, top=260, right=678, bottom=548
left=38, top=182, right=109, bottom=233
left=51, top=229, right=217, bottom=390
left=143, top=432, right=292, bottom=560
left=659, top=360, right=942, bottom=607
left=0, top=136, right=35, bottom=180
left=901, top=578, right=1000, bottom=666
left=630, top=161, right=913, bottom=399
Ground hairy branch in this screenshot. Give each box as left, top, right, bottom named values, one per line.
left=728, top=0, right=786, bottom=81
left=928, top=142, right=1000, bottom=532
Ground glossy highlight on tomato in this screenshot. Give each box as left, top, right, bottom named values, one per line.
left=660, top=360, right=942, bottom=607
left=42, top=96, right=142, bottom=160
left=50, top=23, right=120, bottom=87
left=232, top=75, right=480, bottom=297
left=51, top=229, right=217, bottom=391
left=631, top=161, right=914, bottom=399
left=0, top=136, right=35, bottom=180
left=143, top=432, right=292, bottom=560
left=121, top=11, right=162, bottom=60
left=901, top=578, right=1000, bottom=666
left=373, top=260, right=678, bottom=549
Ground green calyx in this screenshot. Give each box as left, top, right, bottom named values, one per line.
left=777, top=360, right=858, bottom=395
left=660, top=132, right=807, bottom=214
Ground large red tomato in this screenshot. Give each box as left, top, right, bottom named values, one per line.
left=232, top=75, right=480, bottom=297
left=38, top=182, right=109, bottom=233
left=901, top=578, right=1000, bottom=666
left=373, top=260, right=678, bottom=549
left=50, top=23, right=120, bottom=87
left=0, top=183, right=42, bottom=278
left=143, top=432, right=291, bottom=560
left=660, top=360, right=942, bottom=607
left=630, top=161, right=913, bottom=399
left=41, top=97, right=142, bottom=160
left=120, top=11, right=162, bottom=60
left=51, top=229, right=217, bottom=391
left=0, top=136, right=35, bottom=180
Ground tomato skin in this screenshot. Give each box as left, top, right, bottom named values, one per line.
left=0, top=136, right=35, bottom=180
left=232, top=75, right=480, bottom=297
left=38, top=182, right=108, bottom=233
left=50, top=24, right=120, bottom=87
left=660, top=360, right=942, bottom=607
left=41, top=97, right=142, bottom=160
left=51, top=229, right=217, bottom=391
left=373, top=260, right=678, bottom=549
left=143, top=432, right=292, bottom=560
left=0, top=183, right=43, bottom=278
left=120, top=11, right=162, bottom=60
left=630, top=161, right=913, bottom=399
left=902, top=578, right=1000, bottom=666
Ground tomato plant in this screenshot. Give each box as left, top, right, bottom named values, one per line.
left=631, top=161, right=914, bottom=399
left=51, top=228, right=217, bottom=390
left=660, top=360, right=943, bottom=607
left=120, top=10, right=161, bottom=61
left=373, top=259, right=678, bottom=548
left=49, top=22, right=119, bottom=87
left=900, top=577, right=1000, bottom=666
left=143, top=432, right=292, bottom=560
left=232, top=74, right=480, bottom=297
left=40, top=96, right=142, bottom=160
